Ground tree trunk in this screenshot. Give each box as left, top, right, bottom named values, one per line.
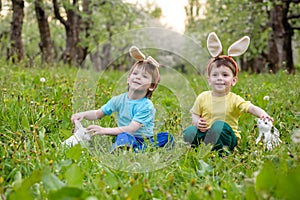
left=7, top=0, right=24, bottom=62
left=267, top=34, right=280, bottom=73
left=53, top=0, right=89, bottom=66
left=269, top=4, right=284, bottom=72
left=282, top=1, right=295, bottom=74
left=101, top=42, right=112, bottom=70
left=64, top=8, right=79, bottom=66
left=268, top=1, right=295, bottom=73
left=79, top=0, right=90, bottom=64
left=34, top=0, right=53, bottom=65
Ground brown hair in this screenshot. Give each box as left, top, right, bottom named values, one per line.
left=128, top=60, right=160, bottom=99
left=207, top=56, right=238, bottom=76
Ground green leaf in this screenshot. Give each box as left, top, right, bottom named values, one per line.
left=103, top=169, right=119, bottom=189
left=64, top=164, right=83, bottom=188
left=21, top=114, right=30, bottom=131
left=42, top=170, right=65, bottom=192
left=197, top=160, right=212, bottom=176
left=9, top=170, right=42, bottom=200
left=255, top=160, right=277, bottom=196
left=48, top=187, right=87, bottom=199
left=39, top=127, right=46, bottom=140
left=12, top=171, right=23, bottom=189
left=65, top=144, right=82, bottom=161
left=19, top=170, right=42, bottom=191
left=276, top=165, right=300, bottom=200
left=127, top=183, right=143, bottom=200
left=245, top=185, right=257, bottom=200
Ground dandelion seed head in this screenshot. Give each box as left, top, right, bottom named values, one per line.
left=40, top=77, right=46, bottom=83
left=263, top=96, right=270, bottom=101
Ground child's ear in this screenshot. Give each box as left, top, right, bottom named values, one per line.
left=207, top=77, right=212, bottom=85
left=127, top=76, right=130, bottom=84
left=148, top=84, right=155, bottom=91
left=231, top=76, right=238, bottom=86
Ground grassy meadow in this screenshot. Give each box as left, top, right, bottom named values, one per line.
left=1, top=62, right=300, bottom=200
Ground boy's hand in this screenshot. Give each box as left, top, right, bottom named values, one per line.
left=197, top=118, right=208, bottom=132
left=87, top=125, right=106, bottom=136
left=71, top=112, right=85, bottom=123
left=260, top=115, right=274, bottom=122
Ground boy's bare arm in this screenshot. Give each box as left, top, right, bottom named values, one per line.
left=192, top=113, right=201, bottom=126
left=87, top=120, right=142, bottom=136
left=248, top=105, right=273, bottom=121
left=71, top=109, right=105, bottom=122
left=192, top=113, right=208, bottom=132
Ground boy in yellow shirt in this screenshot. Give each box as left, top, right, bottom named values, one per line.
left=183, top=32, right=273, bottom=155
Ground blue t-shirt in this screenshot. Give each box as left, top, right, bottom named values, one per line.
left=100, top=92, right=155, bottom=137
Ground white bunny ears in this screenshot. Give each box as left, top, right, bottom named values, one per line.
left=207, top=32, right=250, bottom=57
left=129, top=46, right=160, bottom=68
left=207, top=32, right=250, bottom=75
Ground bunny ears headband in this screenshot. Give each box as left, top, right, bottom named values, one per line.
left=129, top=46, right=160, bottom=68
left=207, top=32, right=250, bottom=76
left=129, top=46, right=160, bottom=91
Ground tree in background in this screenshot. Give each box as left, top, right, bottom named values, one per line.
left=7, top=0, right=24, bottom=62
left=268, top=0, right=300, bottom=74
left=52, top=0, right=91, bottom=65
left=34, top=0, right=53, bottom=65
left=0, top=0, right=160, bottom=68
left=185, top=0, right=300, bottom=74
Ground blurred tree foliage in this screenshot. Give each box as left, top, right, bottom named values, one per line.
left=185, top=0, right=300, bottom=74
left=0, top=0, right=161, bottom=68
left=0, top=0, right=299, bottom=73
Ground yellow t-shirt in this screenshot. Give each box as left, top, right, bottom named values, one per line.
left=191, top=91, right=252, bottom=139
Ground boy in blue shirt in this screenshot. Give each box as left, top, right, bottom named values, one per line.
left=71, top=46, right=174, bottom=152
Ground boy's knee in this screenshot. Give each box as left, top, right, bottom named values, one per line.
left=211, top=120, right=226, bottom=129
left=183, top=126, right=198, bottom=144
left=210, top=120, right=227, bottom=136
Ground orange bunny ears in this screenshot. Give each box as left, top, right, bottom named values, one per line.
left=129, top=46, right=160, bottom=68
left=206, top=32, right=250, bottom=76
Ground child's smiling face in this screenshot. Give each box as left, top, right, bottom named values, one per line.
left=208, top=65, right=237, bottom=96
left=128, top=66, right=153, bottom=92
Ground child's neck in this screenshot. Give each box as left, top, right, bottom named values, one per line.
left=128, top=89, right=147, bottom=100
left=211, top=90, right=230, bottom=97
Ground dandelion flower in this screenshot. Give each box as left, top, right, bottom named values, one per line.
left=263, top=96, right=270, bottom=101
left=40, top=77, right=46, bottom=83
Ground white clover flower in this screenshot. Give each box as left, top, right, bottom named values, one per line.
left=263, top=96, right=270, bottom=101
left=40, top=77, right=46, bottom=83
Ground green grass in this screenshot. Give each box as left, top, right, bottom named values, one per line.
left=1, top=63, right=300, bottom=199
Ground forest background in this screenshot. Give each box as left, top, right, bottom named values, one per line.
left=1, top=0, right=300, bottom=73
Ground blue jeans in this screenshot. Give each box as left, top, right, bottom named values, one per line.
left=110, top=132, right=175, bottom=153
